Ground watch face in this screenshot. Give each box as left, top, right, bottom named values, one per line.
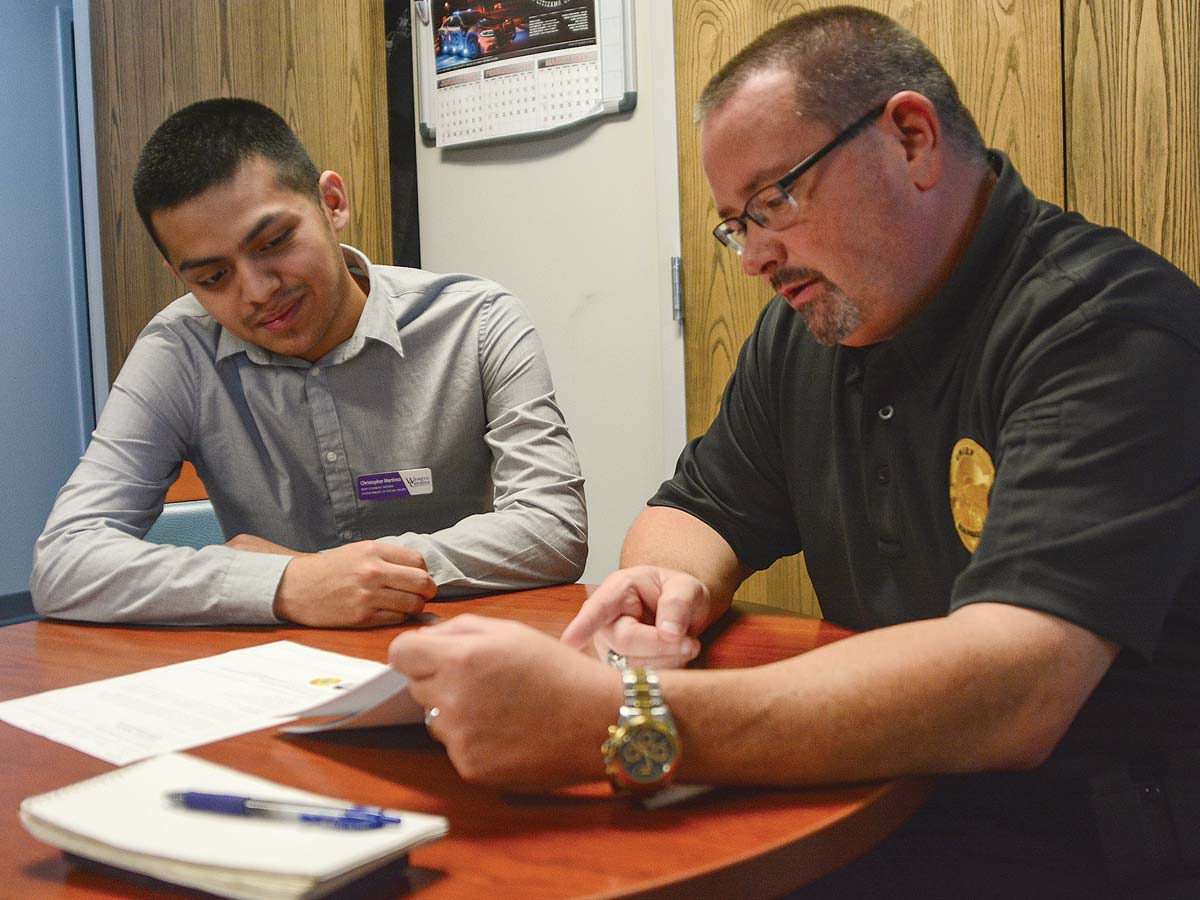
left=617, top=721, right=678, bottom=784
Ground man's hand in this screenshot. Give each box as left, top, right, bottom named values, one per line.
left=559, top=565, right=712, bottom=668
left=271, top=540, right=436, bottom=627
left=388, top=615, right=619, bottom=789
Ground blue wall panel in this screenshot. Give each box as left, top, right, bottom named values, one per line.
left=0, top=0, right=94, bottom=611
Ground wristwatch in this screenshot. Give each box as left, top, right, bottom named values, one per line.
left=602, top=667, right=681, bottom=797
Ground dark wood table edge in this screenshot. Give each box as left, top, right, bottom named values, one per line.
left=582, top=776, right=931, bottom=900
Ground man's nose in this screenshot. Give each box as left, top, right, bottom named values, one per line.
left=244, top=261, right=282, bottom=304
left=739, top=224, right=784, bottom=278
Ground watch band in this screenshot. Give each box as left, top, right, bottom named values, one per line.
left=603, top=666, right=680, bottom=797
left=624, top=665, right=661, bottom=709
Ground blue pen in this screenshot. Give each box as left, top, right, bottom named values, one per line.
left=166, top=791, right=403, bottom=830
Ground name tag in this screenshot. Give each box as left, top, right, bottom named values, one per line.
left=356, top=468, right=433, bottom=502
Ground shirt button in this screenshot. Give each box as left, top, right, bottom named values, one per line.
left=310, top=367, right=321, bottom=377
left=876, top=465, right=891, bottom=486
left=325, top=451, right=338, bottom=462
left=878, top=404, right=895, bottom=420
left=341, top=530, right=354, bottom=541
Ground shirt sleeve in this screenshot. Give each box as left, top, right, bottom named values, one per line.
left=378, top=291, right=587, bottom=594
left=650, top=300, right=802, bottom=570
left=951, top=314, right=1200, bottom=660
left=29, top=319, right=291, bottom=624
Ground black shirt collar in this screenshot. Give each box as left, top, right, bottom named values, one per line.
left=883, top=151, right=1038, bottom=384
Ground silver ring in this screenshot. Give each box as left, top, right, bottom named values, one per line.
left=605, top=648, right=627, bottom=669
left=423, top=706, right=440, bottom=728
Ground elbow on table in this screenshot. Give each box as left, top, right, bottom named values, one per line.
left=535, top=525, right=587, bottom=586
left=561, top=536, right=588, bottom=584
left=564, top=513, right=588, bottom=585
left=561, top=508, right=588, bottom=581
left=28, top=528, right=119, bottom=622
left=974, top=708, right=1079, bottom=774
left=530, top=499, right=587, bottom=585
left=29, top=550, right=81, bottom=620
left=995, top=734, right=1060, bottom=773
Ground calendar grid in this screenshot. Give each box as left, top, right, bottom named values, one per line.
left=419, top=0, right=634, bottom=149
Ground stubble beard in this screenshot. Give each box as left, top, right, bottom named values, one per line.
left=772, top=267, right=862, bottom=346
left=801, top=283, right=862, bottom=345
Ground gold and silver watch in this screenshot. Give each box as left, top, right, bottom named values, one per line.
left=601, top=666, right=681, bottom=797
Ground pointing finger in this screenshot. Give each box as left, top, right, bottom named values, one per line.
left=560, top=569, right=659, bottom=650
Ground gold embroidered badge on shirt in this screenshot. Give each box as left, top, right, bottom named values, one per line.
left=949, top=437, right=994, bottom=552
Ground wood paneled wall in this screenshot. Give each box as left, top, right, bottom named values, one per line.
left=1065, top=0, right=1200, bottom=282
left=89, top=0, right=392, bottom=383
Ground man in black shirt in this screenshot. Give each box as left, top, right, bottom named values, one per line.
left=389, top=8, right=1200, bottom=897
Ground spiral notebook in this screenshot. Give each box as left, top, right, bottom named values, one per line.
left=19, top=753, right=448, bottom=900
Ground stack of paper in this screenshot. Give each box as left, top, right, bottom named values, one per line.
left=20, top=753, right=448, bottom=900
left=283, top=667, right=423, bottom=732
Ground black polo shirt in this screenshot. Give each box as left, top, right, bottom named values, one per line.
left=654, top=151, right=1200, bottom=760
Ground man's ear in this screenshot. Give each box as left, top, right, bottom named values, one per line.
left=318, top=170, right=351, bottom=231
left=882, top=91, right=941, bottom=191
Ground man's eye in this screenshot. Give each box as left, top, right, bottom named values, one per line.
left=262, top=229, right=293, bottom=251
left=197, top=269, right=227, bottom=287
left=759, top=189, right=793, bottom=212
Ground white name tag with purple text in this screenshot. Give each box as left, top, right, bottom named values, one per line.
left=356, top=468, right=433, bottom=502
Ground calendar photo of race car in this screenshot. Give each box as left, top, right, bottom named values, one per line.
left=433, top=0, right=598, bottom=73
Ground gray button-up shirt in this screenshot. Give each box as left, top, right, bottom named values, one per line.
left=32, top=247, right=586, bottom=623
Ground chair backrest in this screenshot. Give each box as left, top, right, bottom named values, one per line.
left=144, top=500, right=224, bottom=550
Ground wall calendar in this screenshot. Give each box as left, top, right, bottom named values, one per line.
left=414, top=0, right=636, bottom=148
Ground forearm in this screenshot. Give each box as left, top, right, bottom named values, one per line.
left=379, top=498, right=586, bottom=596
left=384, top=389, right=586, bottom=597
left=620, top=506, right=750, bottom=622
left=32, top=519, right=289, bottom=624
left=658, top=603, right=1118, bottom=786
left=31, top=450, right=289, bottom=623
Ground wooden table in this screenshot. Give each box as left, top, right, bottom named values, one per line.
left=0, top=585, right=928, bottom=899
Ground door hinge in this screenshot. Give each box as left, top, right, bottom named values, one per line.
left=670, top=256, right=684, bottom=322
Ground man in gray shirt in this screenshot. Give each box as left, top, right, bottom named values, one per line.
left=31, top=98, right=586, bottom=626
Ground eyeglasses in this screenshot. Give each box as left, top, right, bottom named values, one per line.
left=712, top=103, right=887, bottom=255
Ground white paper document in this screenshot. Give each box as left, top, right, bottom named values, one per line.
left=282, top=667, right=423, bottom=734
left=0, top=641, right=388, bottom=765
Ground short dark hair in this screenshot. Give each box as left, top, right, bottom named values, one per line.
left=695, top=6, right=986, bottom=160
left=133, top=97, right=321, bottom=256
